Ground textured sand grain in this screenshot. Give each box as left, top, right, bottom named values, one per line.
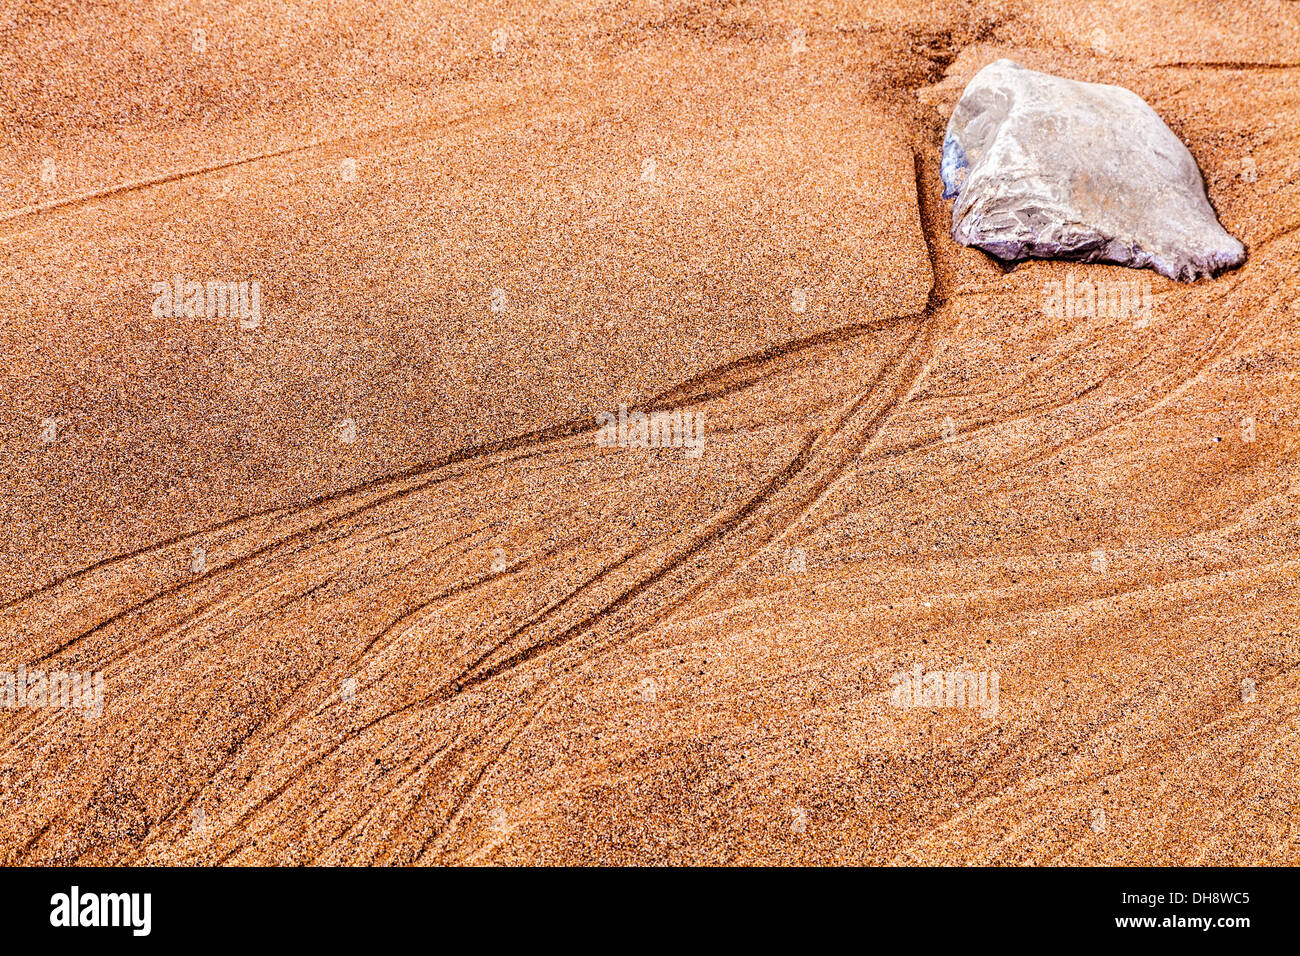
left=1, top=0, right=1298, bottom=864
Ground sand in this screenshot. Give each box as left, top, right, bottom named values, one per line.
left=0, top=0, right=1297, bottom=864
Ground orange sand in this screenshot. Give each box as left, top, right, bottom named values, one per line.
left=1, top=0, right=1298, bottom=864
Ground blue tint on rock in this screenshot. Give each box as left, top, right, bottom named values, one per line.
left=940, top=133, right=968, bottom=201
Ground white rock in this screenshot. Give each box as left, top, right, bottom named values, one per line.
left=942, top=59, right=1245, bottom=282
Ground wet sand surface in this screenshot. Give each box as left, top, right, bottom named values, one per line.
left=1, top=0, right=1298, bottom=864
